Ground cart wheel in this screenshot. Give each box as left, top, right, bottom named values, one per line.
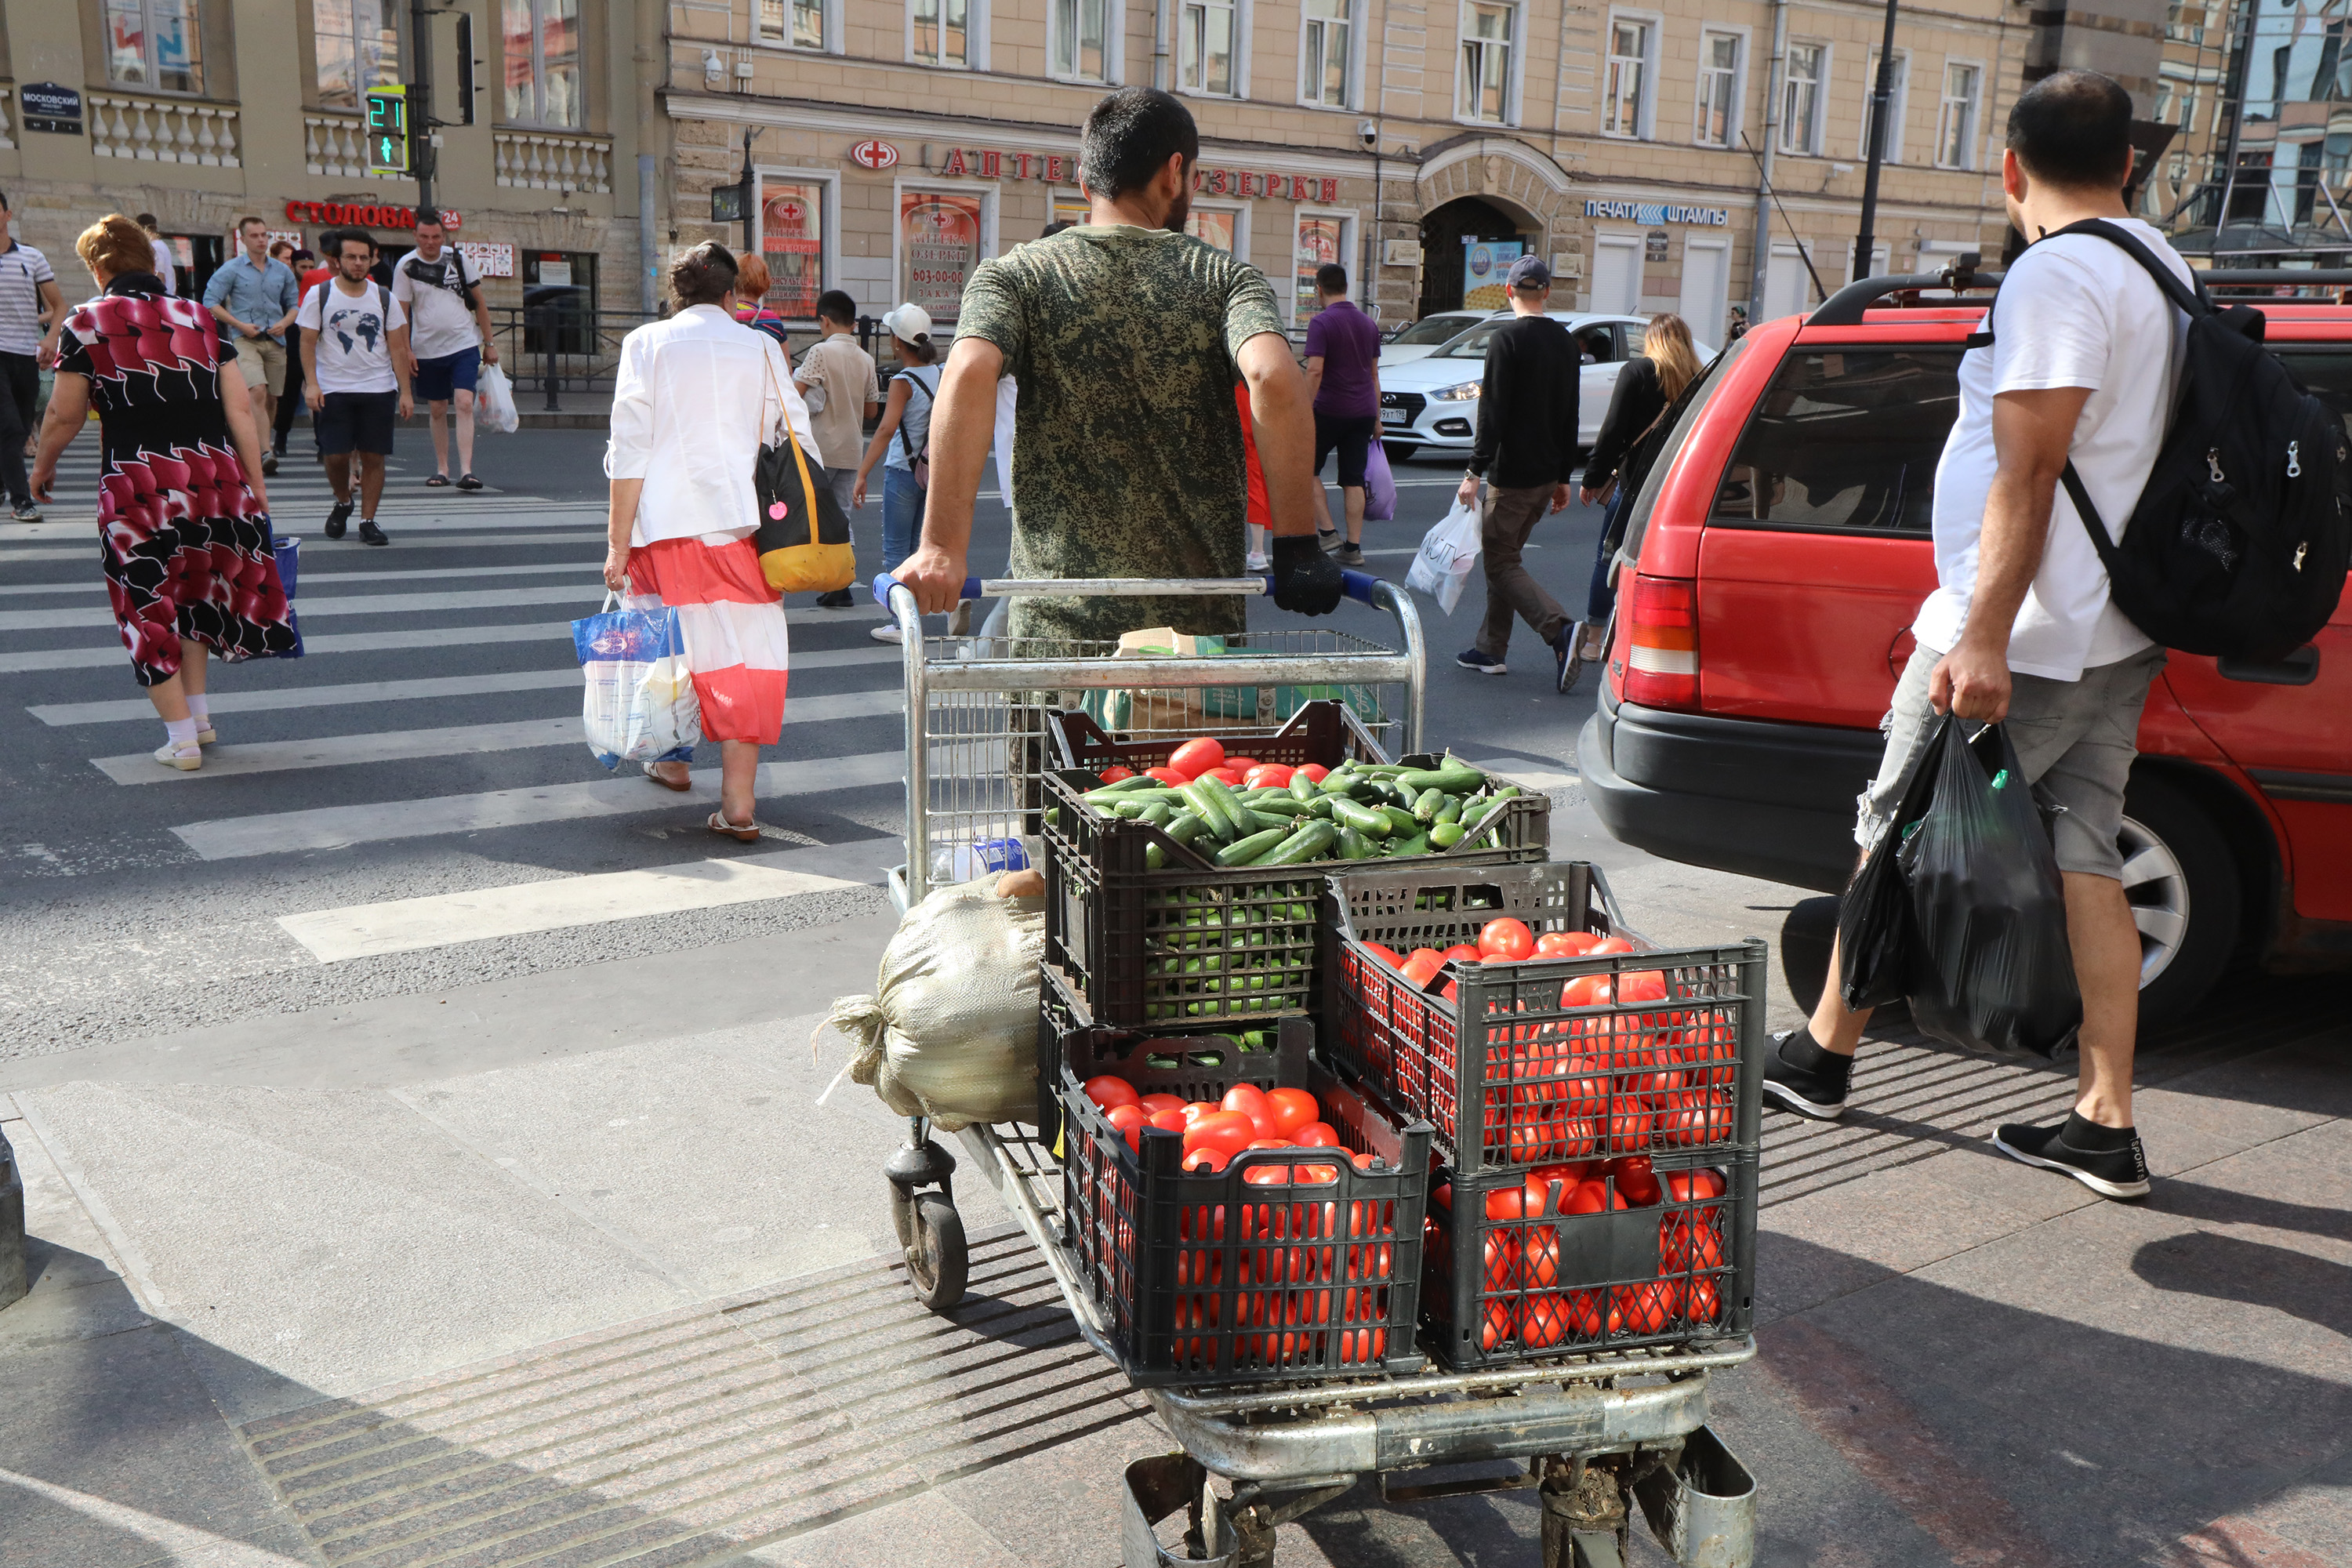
left=899, top=1190, right=967, bottom=1311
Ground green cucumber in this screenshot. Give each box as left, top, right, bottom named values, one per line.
left=1436, top=796, right=1464, bottom=825
left=1179, top=782, right=1247, bottom=840
left=1398, top=760, right=1487, bottom=794
left=1086, top=773, right=1159, bottom=796
left=1429, top=820, right=1466, bottom=848
left=1163, top=810, right=1206, bottom=845
left=1246, top=808, right=1301, bottom=833
left=1377, top=804, right=1421, bottom=837
left=1338, top=826, right=1374, bottom=860
left=1136, top=800, right=1173, bottom=829
left=1385, top=832, right=1429, bottom=857
left=1290, top=771, right=1320, bottom=804
left=1412, top=786, right=1448, bottom=824
left=1145, top=842, right=1166, bottom=870
left=1214, top=828, right=1289, bottom=867
left=1330, top=797, right=1392, bottom=837
left=1259, top=820, right=1339, bottom=866
left=1196, top=775, right=1254, bottom=838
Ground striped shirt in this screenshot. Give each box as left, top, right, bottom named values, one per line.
left=0, top=241, right=55, bottom=356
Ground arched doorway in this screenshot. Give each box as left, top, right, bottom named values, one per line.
left=1418, top=196, right=1525, bottom=318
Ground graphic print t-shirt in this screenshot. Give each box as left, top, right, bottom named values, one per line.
left=296, top=279, right=407, bottom=394
left=391, top=250, right=480, bottom=360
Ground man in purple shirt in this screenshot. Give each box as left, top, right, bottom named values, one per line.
left=1303, top=263, right=1383, bottom=565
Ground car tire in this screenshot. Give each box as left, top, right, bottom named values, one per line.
left=2118, top=770, right=2241, bottom=1021
left=1382, top=441, right=1418, bottom=461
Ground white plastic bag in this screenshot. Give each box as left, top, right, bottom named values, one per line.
left=572, top=595, right=704, bottom=768
left=1406, top=499, right=1483, bottom=615
left=476, top=361, right=520, bottom=434
left=818, top=877, right=1044, bottom=1131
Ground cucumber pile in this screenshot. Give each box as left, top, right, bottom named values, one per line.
left=1062, top=757, right=1526, bottom=872
left=1141, top=887, right=1321, bottom=1019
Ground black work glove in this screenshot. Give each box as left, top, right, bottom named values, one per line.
left=1269, top=532, right=1346, bottom=617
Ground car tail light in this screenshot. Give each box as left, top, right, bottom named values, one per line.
left=1622, top=574, right=1700, bottom=711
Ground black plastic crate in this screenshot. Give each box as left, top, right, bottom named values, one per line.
left=1421, top=1147, right=1757, bottom=1369
left=1322, top=862, right=1766, bottom=1171
left=1045, top=974, right=1433, bottom=1388
left=1046, top=699, right=1385, bottom=776
left=1040, top=714, right=1548, bottom=1026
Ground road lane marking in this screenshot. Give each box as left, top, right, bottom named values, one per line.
left=170, top=749, right=906, bottom=859
left=0, top=531, right=609, bottom=564
left=0, top=561, right=604, bottom=596
left=5, top=627, right=898, bottom=677
left=0, top=583, right=605, bottom=633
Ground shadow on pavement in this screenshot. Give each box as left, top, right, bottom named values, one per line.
left=2130, top=1230, right=2352, bottom=1340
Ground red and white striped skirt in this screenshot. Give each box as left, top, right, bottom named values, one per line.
left=622, top=536, right=790, bottom=745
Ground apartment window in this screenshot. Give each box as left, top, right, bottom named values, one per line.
left=1695, top=31, right=1739, bottom=147
left=760, top=0, right=825, bottom=49
left=1604, top=19, right=1650, bottom=138
left=1052, top=0, right=1109, bottom=81
left=1459, top=1, right=1517, bottom=124
left=314, top=0, right=396, bottom=109
left=503, top=0, right=582, bottom=126
left=1937, top=60, right=1980, bottom=169
left=1859, top=49, right=1906, bottom=162
left=106, top=0, right=206, bottom=93
left=911, top=0, right=967, bottom=65
left=1180, top=0, right=1237, bottom=95
left=1302, top=0, right=1352, bottom=107
left=1780, top=43, right=1824, bottom=154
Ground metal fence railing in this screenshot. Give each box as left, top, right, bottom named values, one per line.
left=485, top=304, right=913, bottom=415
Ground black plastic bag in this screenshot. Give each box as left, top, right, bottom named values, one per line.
left=1896, top=720, right=2082, bottom=1058
left=1835, top=716, right=1944, bottom=1011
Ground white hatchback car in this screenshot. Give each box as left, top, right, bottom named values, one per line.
left=1377, top=313, right=1701, bottom=459
left=1377, top=310, right=1490, bottom=367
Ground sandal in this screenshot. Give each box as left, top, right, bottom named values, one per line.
left=707, top=811, right=761, bottom=844
left=644, top=760, right=691, bottom=792
left=425, top=474, right=452, bottom=488
left=456, top=474, right=485, bottom=492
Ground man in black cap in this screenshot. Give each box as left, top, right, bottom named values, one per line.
left=1455, top=254, right=1581, bottom=691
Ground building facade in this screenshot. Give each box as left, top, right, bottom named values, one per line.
left=0, top=0, right=638, bottom=321
left=652, top=0, right=2037, bottom=345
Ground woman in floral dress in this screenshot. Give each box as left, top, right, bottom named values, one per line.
left=29, top=214, right=296, bottom=772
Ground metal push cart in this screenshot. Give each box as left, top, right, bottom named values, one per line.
left=869, top=573, right=1759, bottom=1568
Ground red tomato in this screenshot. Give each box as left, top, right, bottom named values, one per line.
left=1562, top=1178, right=1628, bottom=1215
left=1535, top=930, right=1602, bottom=958
left=1243, top=764, right=1295, bottom=789
left=1479, top=918, right=1537, bottom=961
left=1483, top=1185, right=1530, bottom=1222
left=1181, top=1145, right=1230, bottom=1173
left=1168, top=738, right=1225, bottom=779
left=1083, top=1075, right=1141, bottom=1111
left=1481, top=1229, right=1520, bottom=1292
left=1479, top=1298, right=1515, bottom=1352
left=1265, top=1087, right=1320, bottom=1136
left=1179, top=1101, right=1217, bottom=1127
left=1144, top=766, right=1189, bottom=786
left=1221, top=1083, right=1279, bottom=1138
left=1201, top=766, right=1245, bottom=787
left=1099, top=764, right=1135, bottom=783
left=1606, top=1098, right=1657, bottom=1154
left=1292, top=1161, right=1341, bottom=1184
left=1223, top=756, right=1261, bottom=773
left=1618, top=971, right=1668, bottom=1003
left=1362, top=942, right=1404, bottom=969
left=1138, top=1092, right=1187, bottom=1116
left=1431, top=1181, right=1452, bottom=1212
left=1685, top=1277, right=1724, bottom=1326
left=1185, top=1110, right=1258, bottom=1156
left=1293, top=1121, right=1341, bottom=1148
left=1608, top=1156, right=1664, bottom=1207
left=1442, top=980, right=1458, bottom=1002
left=1592, top=935, right=1635, bottom=955
left=1440, top=943, right=1483, bottom=965
left=1349, top=1150, right=1377, bottom=1172
left=1399, top=948, right=1446, bottom=987
left=1105, top=1103, right=1148, bottom=1151
left=1518, top=1290, right=1571, bottom=1347
left=1664, top=1167, right=1728, bottom=1203
left=1295, top=764, right=1330, bottom=783
left=1149, top=1109, right=1189, bottom=1136
left=1608, top=1279, right=1676, bottom=1336
left=1661, top=1211, right=1726, bottom=1273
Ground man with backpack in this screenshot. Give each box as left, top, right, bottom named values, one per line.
left=1761, top=71, right=2196, bottom=1199
left=299, top=229, right=413, bottom=545
left=394, top=212, right=499, bottom=491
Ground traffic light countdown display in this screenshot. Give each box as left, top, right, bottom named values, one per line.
left=365, top=86, right=411, bottom=176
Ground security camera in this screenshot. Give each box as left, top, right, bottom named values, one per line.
left=1357, top=120, right=1378, bottom=151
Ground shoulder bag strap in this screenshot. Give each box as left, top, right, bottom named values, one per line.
left=896, top=367, right=936, bottom=460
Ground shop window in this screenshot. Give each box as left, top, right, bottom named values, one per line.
left=760, top=0, right=826, bottom=49
left=1293, top=212, right=1352, bottom=332
left=1301, top=0, right=1352, bottom=108
left=1603, top=17, right=1651, bottom=139
left=106, top=0, right=206, bottom=94
left=1051, top=0, right=1109, bottom=82
left=1180, top=0, right=1238, bottom=97
left=1780, top=44, right=1824, bottom=156
left=522, top=251, right=597, bottom=355
left=1457, top=2, right=1517, bottom=125
left=1694, top=31, right=1739, bottom=147
left=1052, top=193, right=1091, bottom=227
left=901, top=190, right=986, bottom=323
left=1857, top=49, right=1907, bottom=163
left=760, top=181, right=826, bottom=319
left=1937, top=60, right=1980, bottom=170
left=911, top=0, right=967, bottom=67
left=502, top=0, right=583, bottom=128
left=1186, top=208, right=1241, bottom=252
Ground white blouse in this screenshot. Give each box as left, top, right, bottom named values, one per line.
left=605, top=303, right=818, bottom=548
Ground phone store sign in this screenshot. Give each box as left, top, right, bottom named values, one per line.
left=928, top=145, right=1338, bottom=204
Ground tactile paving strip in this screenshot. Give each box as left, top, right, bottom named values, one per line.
left=237, top=1227, right=1154, bottom=1567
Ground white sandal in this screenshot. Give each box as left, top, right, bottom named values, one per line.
left=707, top=811, right=760, bottom=844
left=154, top=739, right=201, bottom=771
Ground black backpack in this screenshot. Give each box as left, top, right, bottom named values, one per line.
left=1979, top=219, right=2351, bottom=662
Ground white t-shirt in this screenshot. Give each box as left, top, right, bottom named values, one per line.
left=148, top=237, right=177, bottom=295
left=390, top=249, right=481, bottom=360
left=1913, top=217, right=2187, bottom=681
left=296, top=278, right=408, bottom=395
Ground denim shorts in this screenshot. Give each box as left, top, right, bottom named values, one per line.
left=1857, top=642, right=2167, bottom=880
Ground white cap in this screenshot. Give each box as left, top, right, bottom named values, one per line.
left=880, top=303, right=934, bottom=348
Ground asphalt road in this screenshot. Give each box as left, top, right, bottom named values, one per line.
left=0, top=428, right=1619, bottom=1060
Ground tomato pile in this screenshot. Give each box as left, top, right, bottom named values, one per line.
left=1081, top=1075, right=1387, bottom=1181
left=1428, top=1161, right=1730, bottom=1352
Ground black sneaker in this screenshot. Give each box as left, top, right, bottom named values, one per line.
left=323, top=499, right=351, bottom=539
left=815, top=588, right=854, bottom=608
left=1334, top=543, right=1366, bottom=566
left=1992, top=1117, right=2151, bottom=1200
left=1760, top=1029, right=1852, bottom=1120
left=11, top=500, right=40, bottom=522
left=358, top=519, right=390, bottom=546
left=1555, top=622, right=1582, bottom=695
left=1457, top=648, right=1507, bottom=676
left=262, top=452, right=279, bottom=477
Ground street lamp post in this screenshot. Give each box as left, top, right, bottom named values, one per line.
left=1853, top=0, right=1903, bottom=283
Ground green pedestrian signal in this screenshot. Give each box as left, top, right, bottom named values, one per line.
left=365, top=86, right=412, bottom=176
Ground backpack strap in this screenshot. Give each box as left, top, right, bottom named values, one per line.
left=1962, top=219, right=2209, bottom=354
left=896, top=367, right=936, bottom=461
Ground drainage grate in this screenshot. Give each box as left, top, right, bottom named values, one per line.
left=238, top=1227, right=1155, bottom=1566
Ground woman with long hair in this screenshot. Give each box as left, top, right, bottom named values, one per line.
left=29, top=213, right=297, bottom=771
left=1565, top=313, right=1701, bottom=690
left=603, top=241, right=813, bottom=840
left=850, top=303, right=941, bottom=644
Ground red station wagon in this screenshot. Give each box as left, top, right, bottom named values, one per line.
left=1581, top=265, right=2352, bottom=1017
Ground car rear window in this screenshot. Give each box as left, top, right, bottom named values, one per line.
left=1712, top=350, right=1963, bottom=534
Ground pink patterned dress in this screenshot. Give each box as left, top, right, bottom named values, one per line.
left=56, top=275, right=296, bottom=686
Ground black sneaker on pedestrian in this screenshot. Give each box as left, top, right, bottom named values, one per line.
left=1317, top=528, right=1343, bottom=553
left=1992, top=1115, right=2151, bottom=1200
left=1555, top=622, right=1582, bottom=695
left=1334, top=543, right=1366, bottom=566
left=358, top=519, right=390, bottom=546
left=11, top=500, right=40, bottom=522
left=262, top=451, right=279, bottom=477
left=815, top=588, right=855, bottom=608
left=1457, top=648, right=1507, bottom=675
left=323, top=499, right=351, bottom=539
left=1760, top=1027, right=1852, bottom=1120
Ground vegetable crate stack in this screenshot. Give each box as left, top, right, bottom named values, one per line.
left=1039, top=702, right=1550, bottom=1026
left=1322, top=860, right=1766, bottom=1369
left=1046, top=970, right=1434, bottom=1385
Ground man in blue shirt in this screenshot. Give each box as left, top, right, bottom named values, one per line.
left=202, top=216, right=299, bottom=477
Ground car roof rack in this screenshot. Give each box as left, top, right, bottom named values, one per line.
left=1808, top=253, right=2352, bottom=327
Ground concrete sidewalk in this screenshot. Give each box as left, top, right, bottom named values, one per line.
left=0, top=859, right=2345, bottom=1568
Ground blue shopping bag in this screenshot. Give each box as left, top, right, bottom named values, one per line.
left=572, top=595, right=702, bottom=768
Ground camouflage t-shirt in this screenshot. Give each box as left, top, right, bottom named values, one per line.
left=953, top=225, right=1287, bottom=644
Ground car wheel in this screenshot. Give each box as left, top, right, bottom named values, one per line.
left=2118, top=771, right=2240, bottom=1020
left=1382, top=441, right=1419, bottom=461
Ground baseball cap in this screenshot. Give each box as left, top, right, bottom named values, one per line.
left=880, top=303, right=934, bottom=347
left=1505, top=255, right=1552, bottom=290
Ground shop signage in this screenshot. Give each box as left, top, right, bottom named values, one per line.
left=1583, top=199, right=1729, bottom=227
left=927, top=144, right=1338, bottom=203
left=458, top=241, right=516, bottom=279
left=20, top=83, right=84, bottom=136
left=851, top=138, right=901, bottom=171
left=281, top=200, right=465, bottom=230
left=1646, top=228, right=1670, bottom=261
